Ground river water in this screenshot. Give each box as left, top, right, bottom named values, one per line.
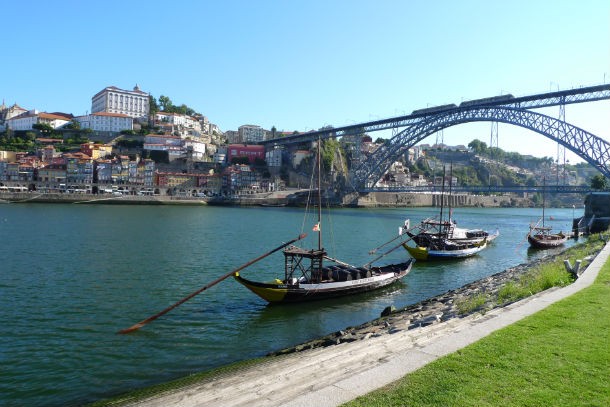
left=0, top=203, right=581, bottom=406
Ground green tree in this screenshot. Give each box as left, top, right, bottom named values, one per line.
left=159, top=95, right=173, bottom=111
left=468, top=139, right=488, bottom=154
left=33, top=123, right=54, bottom=135
left=149, top=95, right=160, bottom=116
left=591, top=174, right=608, bottom=190
left=63, top=119, right=81, bottom=130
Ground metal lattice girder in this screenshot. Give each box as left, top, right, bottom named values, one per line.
left=261, top=84, right=610, bottom=148
left=353, top=106, right=610, bottom=189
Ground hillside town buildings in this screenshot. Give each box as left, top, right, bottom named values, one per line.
left=1, top=83, right=451, bottom=197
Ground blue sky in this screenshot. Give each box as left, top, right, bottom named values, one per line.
left=2, top=0, right=608, bottom=162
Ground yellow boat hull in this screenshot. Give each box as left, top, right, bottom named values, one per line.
left=234, top=259, right=414, bottom=304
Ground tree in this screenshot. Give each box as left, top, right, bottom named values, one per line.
left=63, top=119, right=81, bottom=130
left=591, top=174, right=608, bottom=190
left=33, top=123, right=54, bottom=135
left=149, top=95, right=160, bottom=116
left=468, top=139, right=488, bottom=154
left=158, top=95, right=173, bottom=111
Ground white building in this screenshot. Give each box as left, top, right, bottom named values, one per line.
left=265, top=148, right=282, bottom=167
left=238, top=125, right=265, bottom=143
left=91, top=85, right=149, bottom=120
left=7, top=110, right=70, bottom=131
left=214, top=146, right=227, bottom=164
left=76, top=112, right=133, bottom=133
left=183, top=139, right=206, bottom=160
left=143, top=134, right=206, bottom=161
left=1, top=103, right=28, bottom=130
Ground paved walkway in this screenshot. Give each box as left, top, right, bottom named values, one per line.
left=126, top=242, right=610, bottom=407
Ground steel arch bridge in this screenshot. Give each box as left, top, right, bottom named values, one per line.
left=352, top=106, right=610, bottom=190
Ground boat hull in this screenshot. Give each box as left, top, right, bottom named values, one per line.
left=403, top=241, right=487, bottom=261
left=527, top=233, right=567, bottom=249
left=234, top=259, right=414, bottom=304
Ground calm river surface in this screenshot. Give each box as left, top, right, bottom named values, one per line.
left=0, top=203, right=581, bottom=406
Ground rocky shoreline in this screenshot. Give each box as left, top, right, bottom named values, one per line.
left=269, top=248, right=598, bottom=356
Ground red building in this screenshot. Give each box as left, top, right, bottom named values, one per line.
left=227, top=144, right=265, bottom=164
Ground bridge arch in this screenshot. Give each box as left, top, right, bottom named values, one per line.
left=353, top=106, right=610, bottom=189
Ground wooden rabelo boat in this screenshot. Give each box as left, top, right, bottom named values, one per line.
left=527, top=178, right=567, bottom=249
left=235, top=139, right=414, bottom=304
left=407, top=217, right=499, bottom=245
left=527, top=225, right=567, bottom=249
left=401, top=164, right=493, bottom=261
left=234, top=252, right=413, bottom=303
left=403, top=236, right=487, bottom=261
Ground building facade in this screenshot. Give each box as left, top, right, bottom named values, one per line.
left=227, top=144, right=265, bottom=164
left=76, top=112, right=133, bottom=134
left=238, top=125, right=265, bottom=143
left=91, top=85, right=149, bottom=120
left=7, top=111, right=70, bottom=131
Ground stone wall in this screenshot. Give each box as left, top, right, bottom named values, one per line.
left=582, top=192, right=610, bottom=233
left=356, top=192, right=520, bottom=208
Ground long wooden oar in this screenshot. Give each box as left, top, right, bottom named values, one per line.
left=118, top=233, right=307, bottom=334
left=368, top=219, right=426, bottom=255
left=363, top=233, right=419, bottom=268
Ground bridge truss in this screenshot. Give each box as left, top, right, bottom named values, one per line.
left=259, top=84, right=610, bottom=191
left=353, top=106, right=610, bottom=189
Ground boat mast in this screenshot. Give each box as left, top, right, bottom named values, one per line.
left=448, top=161, right=453, bottom=224
left=438, top=164, right=446, bottom=239
left=317, top=138, right=322, bottom=251
left=542, top=176, right=546, bottom=229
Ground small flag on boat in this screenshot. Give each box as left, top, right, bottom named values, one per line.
left=313, top=223, right=320, bottom=231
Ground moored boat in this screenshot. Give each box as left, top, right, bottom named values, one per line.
left=235, top=138, right=413, bottom=304
left=399, top=164, right=493, bottom=261
left=234, top=257, right=414, bottom=303
left=527, top=226, right=567, bottom=249
left=403, top=236, right=487, bottom=261
left=527, top=177, right=566, bottom=249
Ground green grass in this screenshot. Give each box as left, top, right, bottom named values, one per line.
left=455, top=292, right=488, bottom=315
left=343, top=242, right=610, bottom=407
left=497, top=236, right=605, bottom=304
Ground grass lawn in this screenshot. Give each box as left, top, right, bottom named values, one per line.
left=343, top=247, right=610, bottom=407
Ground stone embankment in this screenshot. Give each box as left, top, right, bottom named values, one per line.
left=355, top=192, right=526, bottom=208
left=1, top=190, right=529, bottom=208
left=269, top=249, right=596, bottom=356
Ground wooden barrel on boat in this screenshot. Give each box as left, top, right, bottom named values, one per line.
left=357, top=267, right=372, bottom=278
left=331, top=267, right=353, bottom=281
left=321, top=267, right=334, bottom=281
